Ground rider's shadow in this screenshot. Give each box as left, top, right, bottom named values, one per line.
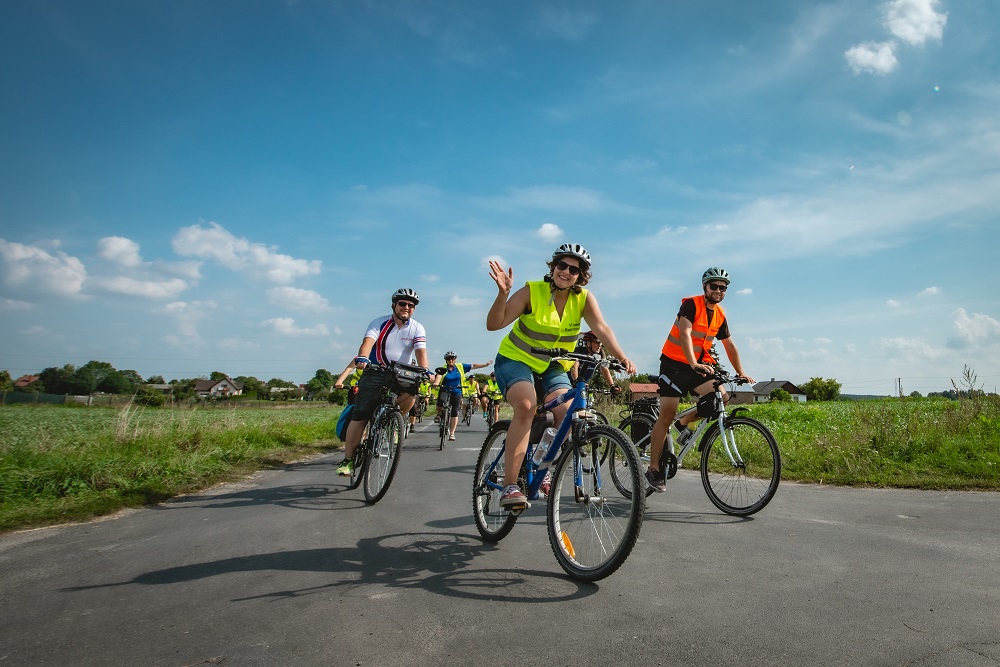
left=59, top=531, right=597, bottom=603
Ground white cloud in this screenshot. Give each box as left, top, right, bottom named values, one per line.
left=172, top=222, right=321, bottom=284
left=265, top=286, right=330, bottom=311
left=98, top=276, right=189, bottom=299
left=0, top=239, right=87, bottom=300
left=261, top=317, right=330, bottom=336
left=846, top=0, right=946, bottom=76
left=449, top=295, right=481, bottom=307
left=0, top=298, right=32, bottom=311
left=155, top=300, right=217, bottom=346
left=845, top=41, right=898, bottom=75
left=885, top=0, right=947, bottom=46
left=879, top=336, right=949, bottom=360
left=98, top=236, right=143, bottom=268
left=950, top=308, right=1000, bottom=348
left=917, top=286, right=940, bottom=297
left=420, top=274, right=441, bottom=283
left=536, top=223, right=563, bottom=242
left=219, top=338, right=261, bottom=351
left=736, top=288, right=752, bottom=296
left=887, top=299, right=901, bottom=308
left=20, top=325, right=47, bottom=336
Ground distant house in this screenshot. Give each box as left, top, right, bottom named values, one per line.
left=752, top=379, right=807, bottom=403
left=628, top=383, right=659, bottom=403
left=13, top=375, right=40, bottom=389
left=194, top=377, right=244, bottom=398
left=727, top=385, right=757, bottom=405
left=146, top=383, right=174, bottom=395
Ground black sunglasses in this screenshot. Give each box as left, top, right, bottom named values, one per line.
left=707, top=283, right=728, bottom=292
left=555, top=260, right=582, bottom=276
left=395, top=300, right=417, bottom=308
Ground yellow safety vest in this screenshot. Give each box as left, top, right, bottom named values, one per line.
left=498, top=280, right=587, bottom=373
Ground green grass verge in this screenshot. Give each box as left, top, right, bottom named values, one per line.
left=0, top=403, right=342, bottom=532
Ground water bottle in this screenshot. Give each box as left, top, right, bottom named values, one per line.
left=532, top=427, right=558, bottom=465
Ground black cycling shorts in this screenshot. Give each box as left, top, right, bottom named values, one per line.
left=351, top=367, right=418, bottom=422
left=656, top=355, right=713, bottom=398
left=438, top=390, right=463, bottom=416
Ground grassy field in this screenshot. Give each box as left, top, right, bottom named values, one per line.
left=0, top=402, right=341, bottom=532
left=2, top=395, right=999, bottom=533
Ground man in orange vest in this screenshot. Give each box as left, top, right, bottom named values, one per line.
left=645, top=267, right=755, bottom=492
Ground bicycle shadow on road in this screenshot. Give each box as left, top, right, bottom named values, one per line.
left=154, top=483, right=370, bottom=512
left=59, top=531, right=598, bottom=603
left=641, top=508, right=753, bottom=526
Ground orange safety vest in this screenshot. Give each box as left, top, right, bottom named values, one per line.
left=661, top=295, right=726, bottom=365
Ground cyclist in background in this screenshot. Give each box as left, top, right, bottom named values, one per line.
left=434, top=352, right=492, bottom=441
left=569, top=330, right=622, bottom=395
left=645, top=267, right=755, bottom=492
left=482, top=371, right=503, bottom=423
left=487, top=243, right=636, bottom=509
left=334, top=359, right=364, bottom=405
left=337, top=288, right=433, bottom=476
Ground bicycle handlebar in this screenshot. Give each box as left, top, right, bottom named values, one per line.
left=530, top=347, right=627, bottom=373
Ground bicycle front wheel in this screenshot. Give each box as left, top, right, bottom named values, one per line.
left=700, top=416, right=781, bottom=516
left=472, top=420, right=518, bottom=542
left=364, top=410, right=404, bottom=504
left=547, top=424, right=644, bottom=581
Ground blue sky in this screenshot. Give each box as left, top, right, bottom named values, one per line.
left=2, top=0, right=998, bottom=395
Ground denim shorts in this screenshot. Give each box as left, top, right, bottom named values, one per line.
left=493, top=353, right=572, bottom=399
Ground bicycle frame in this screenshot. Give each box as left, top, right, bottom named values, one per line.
left=629, top=374, right=751, bottom=469
left=481, top=353, right=611, bottom=502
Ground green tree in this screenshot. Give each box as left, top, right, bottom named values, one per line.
left=769, top=388, right=792, bottom=402
left=119, top=370, right=144, bottom=392
left=146, top=375, right=166, bottom=384
left=0, top=370, right=12, bottom=392
left=73, top=360, right=120, bottom=394
left=169, top=378, right=197, bottom=401
left=234, top=376, right=265, bottom=399
left=311, top=369, right=335, bottom=389
left=800, top=377, right=842, bottom=401
left=210, top=371, right=229, bottom=381
left=39, top=364, right=78, bottom=394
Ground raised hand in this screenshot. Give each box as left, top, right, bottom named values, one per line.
left=488, top=260, right=514, bottom=294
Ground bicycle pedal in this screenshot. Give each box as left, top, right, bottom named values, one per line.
left=507, top=503, right=529, bottom=516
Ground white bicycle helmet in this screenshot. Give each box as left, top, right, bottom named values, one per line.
left=551, top=243, right=591, bottom=270
left=701, top=267, right=730, bottom=285
left=391, top=287, right=420, bottom=304
left=444, top=351, right=457, bottom=359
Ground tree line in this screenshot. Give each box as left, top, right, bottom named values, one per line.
left=0, top=363, right=348, bottom=406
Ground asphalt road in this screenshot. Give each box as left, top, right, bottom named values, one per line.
left=2, top=412, right=999, bottom=666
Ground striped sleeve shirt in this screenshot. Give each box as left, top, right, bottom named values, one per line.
left=364, top=315, right=427, bottom=366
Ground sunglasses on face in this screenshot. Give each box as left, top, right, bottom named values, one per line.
left=707, top=283, right=728, bottom=292
left=555, top=260, right=582, bottom=276
left=395, top=300, right=417, bottom=309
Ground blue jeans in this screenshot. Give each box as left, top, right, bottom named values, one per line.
left=493, top=353, right=571, bottom=399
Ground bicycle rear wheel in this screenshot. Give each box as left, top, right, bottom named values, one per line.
left=364, top=409, right=404, bottom=504
left=700, top=416, right=780, bottom=516
left=547, top=424, right=644, bottom=581
left=472, top=420, right=518, bottom=542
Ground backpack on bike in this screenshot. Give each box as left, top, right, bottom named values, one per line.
left=336, top=404, right=354, bottom=441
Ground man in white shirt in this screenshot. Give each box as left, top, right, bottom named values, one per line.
left=337, top=288, right=431, bottom=476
